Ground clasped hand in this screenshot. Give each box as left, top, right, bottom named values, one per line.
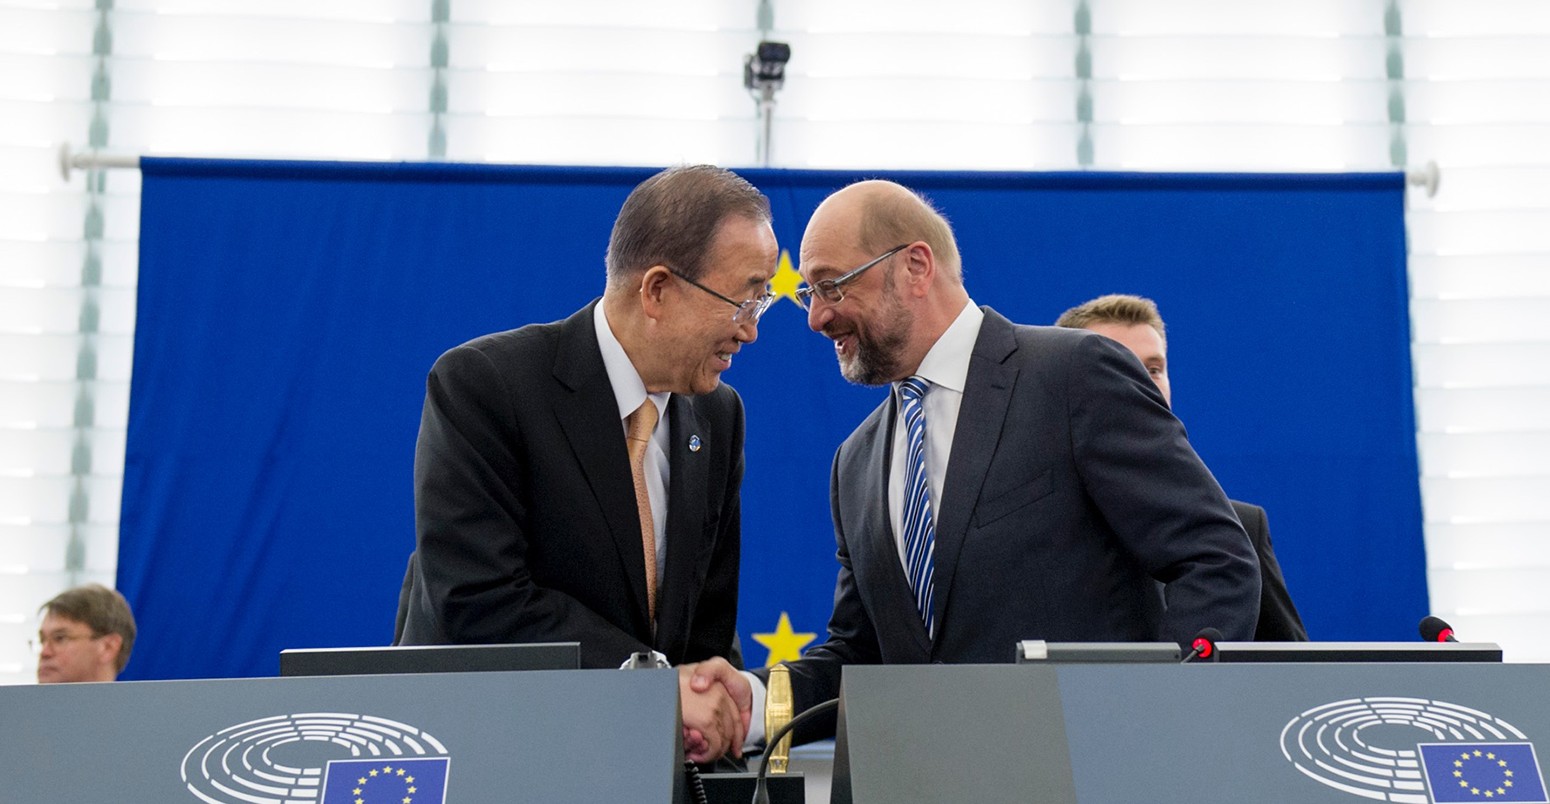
left=677, top=657, right=752, bottom=763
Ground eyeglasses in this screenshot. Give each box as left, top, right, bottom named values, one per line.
left=793, top=244, right=909, bottom=311
left=667, top=268, right=777, bottom=325
left=28, top=632, right=101, bottom=654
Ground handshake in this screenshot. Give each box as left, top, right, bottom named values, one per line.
left=676, top=657, right=754, bottom=763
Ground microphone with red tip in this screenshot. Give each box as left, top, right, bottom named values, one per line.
left=1181, top=627, right=1223, bottom=663
left=1419, top=616, right=1459, bottom=643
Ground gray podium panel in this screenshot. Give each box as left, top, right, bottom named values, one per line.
left=1059, top=663, right=1550, bottom=804
left=836, top=663, right=1550, bottom=804
left=1, top=669, right=684, bottom=803
left=833, top=664, right=1077, bottom=804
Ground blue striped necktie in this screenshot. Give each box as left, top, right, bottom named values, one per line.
left=898, top=376, right=937, bottom=640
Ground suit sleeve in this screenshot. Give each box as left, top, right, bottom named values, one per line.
left=1067, top=334, right=1262, bottom=642
left=682, top=391, right=745, bottom=668
left=403, top=343, right=650, bottom=667
left=758, top=447, right=884, bottom=744
left=1238, top=503, right=1309, bottom=641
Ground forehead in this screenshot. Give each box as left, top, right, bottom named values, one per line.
left=797, top=200, right=868, bottom=279
left=40, top=612, right=89, bottom=633
left=1086, top=322, right=1166, bottom=359
left=797, top=237, right=870, bottom=281
left=706, top=216, right=777, bottom=271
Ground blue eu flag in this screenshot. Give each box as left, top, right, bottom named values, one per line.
left=319, top=757, right=450, bottom=804
left=1419, top=742, right=1547, bottom=803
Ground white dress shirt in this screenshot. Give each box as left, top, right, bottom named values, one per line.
left=595, top=303, right=670, bottom=589
left=743, top=299, right=982, bottom=748
left=887, top=300, right=983, bottom=571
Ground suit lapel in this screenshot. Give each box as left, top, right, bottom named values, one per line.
left=655, top=393, right=709, bottom=647
left=931, top=309, right=1018, bottom=639
left=552, top=303, right=652, bottom=627
left=854, top=397, right=933, bottom=661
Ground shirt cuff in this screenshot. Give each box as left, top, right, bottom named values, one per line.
left=743, top=670, right=767, bottom=750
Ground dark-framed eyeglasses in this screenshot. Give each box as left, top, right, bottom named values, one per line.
left=28, top=631, right=102, bottom=654
left=793, top=244, right=909, bottom=311
left=667, top=268, right=777, bottom=325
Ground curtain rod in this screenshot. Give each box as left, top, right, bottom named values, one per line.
left=57, top=144, right=1443, bottom=198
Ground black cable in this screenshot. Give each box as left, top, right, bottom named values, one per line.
left=751, top=698, right=839, bottom=804
left=683, top=760, right=708, bottom=804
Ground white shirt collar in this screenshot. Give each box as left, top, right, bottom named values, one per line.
left=594, top=301, right=670, bottom=421
left=905, top=298, right=982, bottom=393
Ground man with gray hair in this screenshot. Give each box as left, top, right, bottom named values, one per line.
left=398, top=164, right=780, bottom=761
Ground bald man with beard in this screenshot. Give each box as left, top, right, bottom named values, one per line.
left=684, top=179, right=1262, bottom=751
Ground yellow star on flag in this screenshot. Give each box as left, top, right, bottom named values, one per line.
left=753, top=612, right=817, bottom=667
left=768, top=250, right=803, bottom=307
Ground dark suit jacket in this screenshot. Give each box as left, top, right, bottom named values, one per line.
left=398, top=302, right=744, bottom=669
left=1231, top=500, right=1309, bottom=641
left=776, top=309, right=1261, bottom=728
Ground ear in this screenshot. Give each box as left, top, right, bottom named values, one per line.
left=97, top=633, right=122, bottom=669
left=901, top=241, right=936, bottom=296
left=638, top=265, right=673, bottom=321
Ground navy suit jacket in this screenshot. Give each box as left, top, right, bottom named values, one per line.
left=398, top=302, right=743, bottom=669
left=1231, top=500, right=1309, bottom=641
left=777, top=308, right=1261, bottom=727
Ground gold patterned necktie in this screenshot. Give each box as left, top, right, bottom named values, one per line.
left=625, top=399, right=660, bottom=622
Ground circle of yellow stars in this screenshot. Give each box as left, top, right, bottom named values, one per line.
left=1449, top=749, right=1516, bottom=799
left=352, top=764, right=419, bottom=804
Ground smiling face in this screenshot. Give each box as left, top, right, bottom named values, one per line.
left=1085, top=321, right=1171, bottom=405
left=654, top=214, right=779, bottom=396
left=801, top=243, right=914, bottom=386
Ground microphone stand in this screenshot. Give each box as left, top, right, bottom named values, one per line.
left=751, top=699, right=839, bottom=804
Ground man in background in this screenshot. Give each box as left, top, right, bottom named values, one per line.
left=398, top=164, right=779, bottom=760
left=1056, top=293, right=1308, bottom=640
left=35, top=583, right=136, bottom=683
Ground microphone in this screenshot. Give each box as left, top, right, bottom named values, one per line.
left=1419, top=615, right=1458, bottom=643
left=1181, top=627, right=1223, bottom=663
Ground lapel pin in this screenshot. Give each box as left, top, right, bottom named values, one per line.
left=689, top=434, right=702, bottom=452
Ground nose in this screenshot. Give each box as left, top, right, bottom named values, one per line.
left=806, top=297, right=833, bottom=333
left=735, top=316, right=758, bottom=344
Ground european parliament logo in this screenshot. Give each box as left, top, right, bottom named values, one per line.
left=181, top=713, right=452, bottom=804
left=1281, top=698, right=1548, bottom=804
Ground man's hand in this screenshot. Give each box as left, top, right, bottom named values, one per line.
left=678, top=658, right=752, bottom=763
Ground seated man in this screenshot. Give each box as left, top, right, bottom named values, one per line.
left=35, top=583, right=137, bottom=683
left=1055, top=293, right=1308, bottom=640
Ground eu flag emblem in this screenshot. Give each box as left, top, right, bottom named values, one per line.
left=319, top=757, right=450, bottom=804
left=1419, top=742, right=1548, bottom=803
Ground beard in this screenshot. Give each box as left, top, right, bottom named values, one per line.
left=836, top=288, right=912, bottom=386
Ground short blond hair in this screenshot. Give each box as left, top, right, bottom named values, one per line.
left=1054, top=293, right=1166, bottom=346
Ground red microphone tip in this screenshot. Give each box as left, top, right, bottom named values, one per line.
left=1192, top=636, right=1215, bottom=659
left=1437, top=628, right=1454, bottom=643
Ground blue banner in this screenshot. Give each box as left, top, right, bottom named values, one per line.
left=122, top=160, right=1420, bottom=679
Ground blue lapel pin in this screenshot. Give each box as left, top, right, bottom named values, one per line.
left=689, top=434, right=702, bottom=452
